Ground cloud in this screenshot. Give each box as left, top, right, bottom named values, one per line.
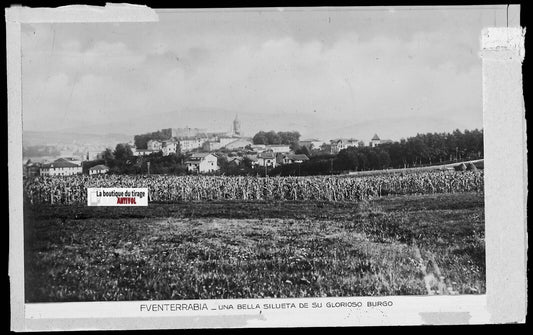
left=20, top=15, right=484, bottom=136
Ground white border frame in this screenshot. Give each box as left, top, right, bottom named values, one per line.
left=8, top=4, right=527, bottom=330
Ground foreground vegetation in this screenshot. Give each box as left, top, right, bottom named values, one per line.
left=24, top=170, right=483, bottom=205
left=24, top=192, right=485, bottom=302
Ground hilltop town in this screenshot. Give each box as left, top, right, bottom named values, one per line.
left=23, top=114, right=483, bottom=178
left=23, top=114, right=403, bottom=177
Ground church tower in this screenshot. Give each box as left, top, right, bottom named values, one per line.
left=233, top=114, right=241, bottom=137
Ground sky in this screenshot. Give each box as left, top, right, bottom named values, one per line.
left=21, top=6, right=511, bottom=140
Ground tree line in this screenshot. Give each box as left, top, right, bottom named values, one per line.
left=252, top=131, right=301, bottom=150
left=271, top=129, right=483, bottom=176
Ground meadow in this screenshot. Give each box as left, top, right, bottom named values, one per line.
left=24, top=191, right=485, bottom=302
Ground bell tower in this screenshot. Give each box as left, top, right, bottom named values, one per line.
left=233, top=114, right=241, bottom=137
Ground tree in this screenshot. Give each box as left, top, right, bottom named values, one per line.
left=317, top=143, right=332, bottom=155
left=252, top=130, right=300, bottom=147
left=253, top=131, right=268, bottom=145
left=377, top=151, right=391, bottom=169
left=134, top=129, right=172, bottom=149
left=265, top=131, right=282, bottom=145
left=278, top=131, right=301, bottom=149
left=336, top=147, right=359, bottom=170
left=356, top=152, right=368, bottom=171
left=295, top=145, right=311, bottom=157
left=217, top=156, right=230, bottom=171
left=367, top=150, right=380, bottom=170
left=141, top=151, right=187, bottom=175
left=114, top=143, right=133, bottom=161
left=102, top=148, right=115, bottom=167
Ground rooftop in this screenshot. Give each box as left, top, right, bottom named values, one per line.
left=288, top=154, right=310, bottom=161
left=42, top=158, right=80, bottom=168
left=258, top=152, right=276, bottom=159
left=89, top=164, right=109, bottom=171
left=190, top=152, right=211, bottom=158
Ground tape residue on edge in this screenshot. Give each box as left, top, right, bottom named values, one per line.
left=5, top=3, right=159, bottom=23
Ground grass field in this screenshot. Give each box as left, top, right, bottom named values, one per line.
left=24, top=192, right=485, bottom=302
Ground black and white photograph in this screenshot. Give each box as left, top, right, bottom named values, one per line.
left=8, top=3, right=527, bottom=330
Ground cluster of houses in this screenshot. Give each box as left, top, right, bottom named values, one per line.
left=24, top=157, right=109, bottom=178
left=327, top=134, right=393, bottom=154
left=131, top=116, right=251, bottom=157
left=143, top=132, right=392, bottom=174
left=23, top=145, right=309, bottom=176
left=23, top=113, right=393, bottom=176
left=246, top=145, right=309, bottom=167
left=131, top=136, right=254, bottom=157
left=182, top=144, right=309, bottom=174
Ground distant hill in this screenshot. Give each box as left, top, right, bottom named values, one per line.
left=51, top=109, right=236, bottom=136
left=51, top=108, right=328, bottom=139
left=23, top=131, right=131, bottom=147
left=25, top=109, right=475, bottom=145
